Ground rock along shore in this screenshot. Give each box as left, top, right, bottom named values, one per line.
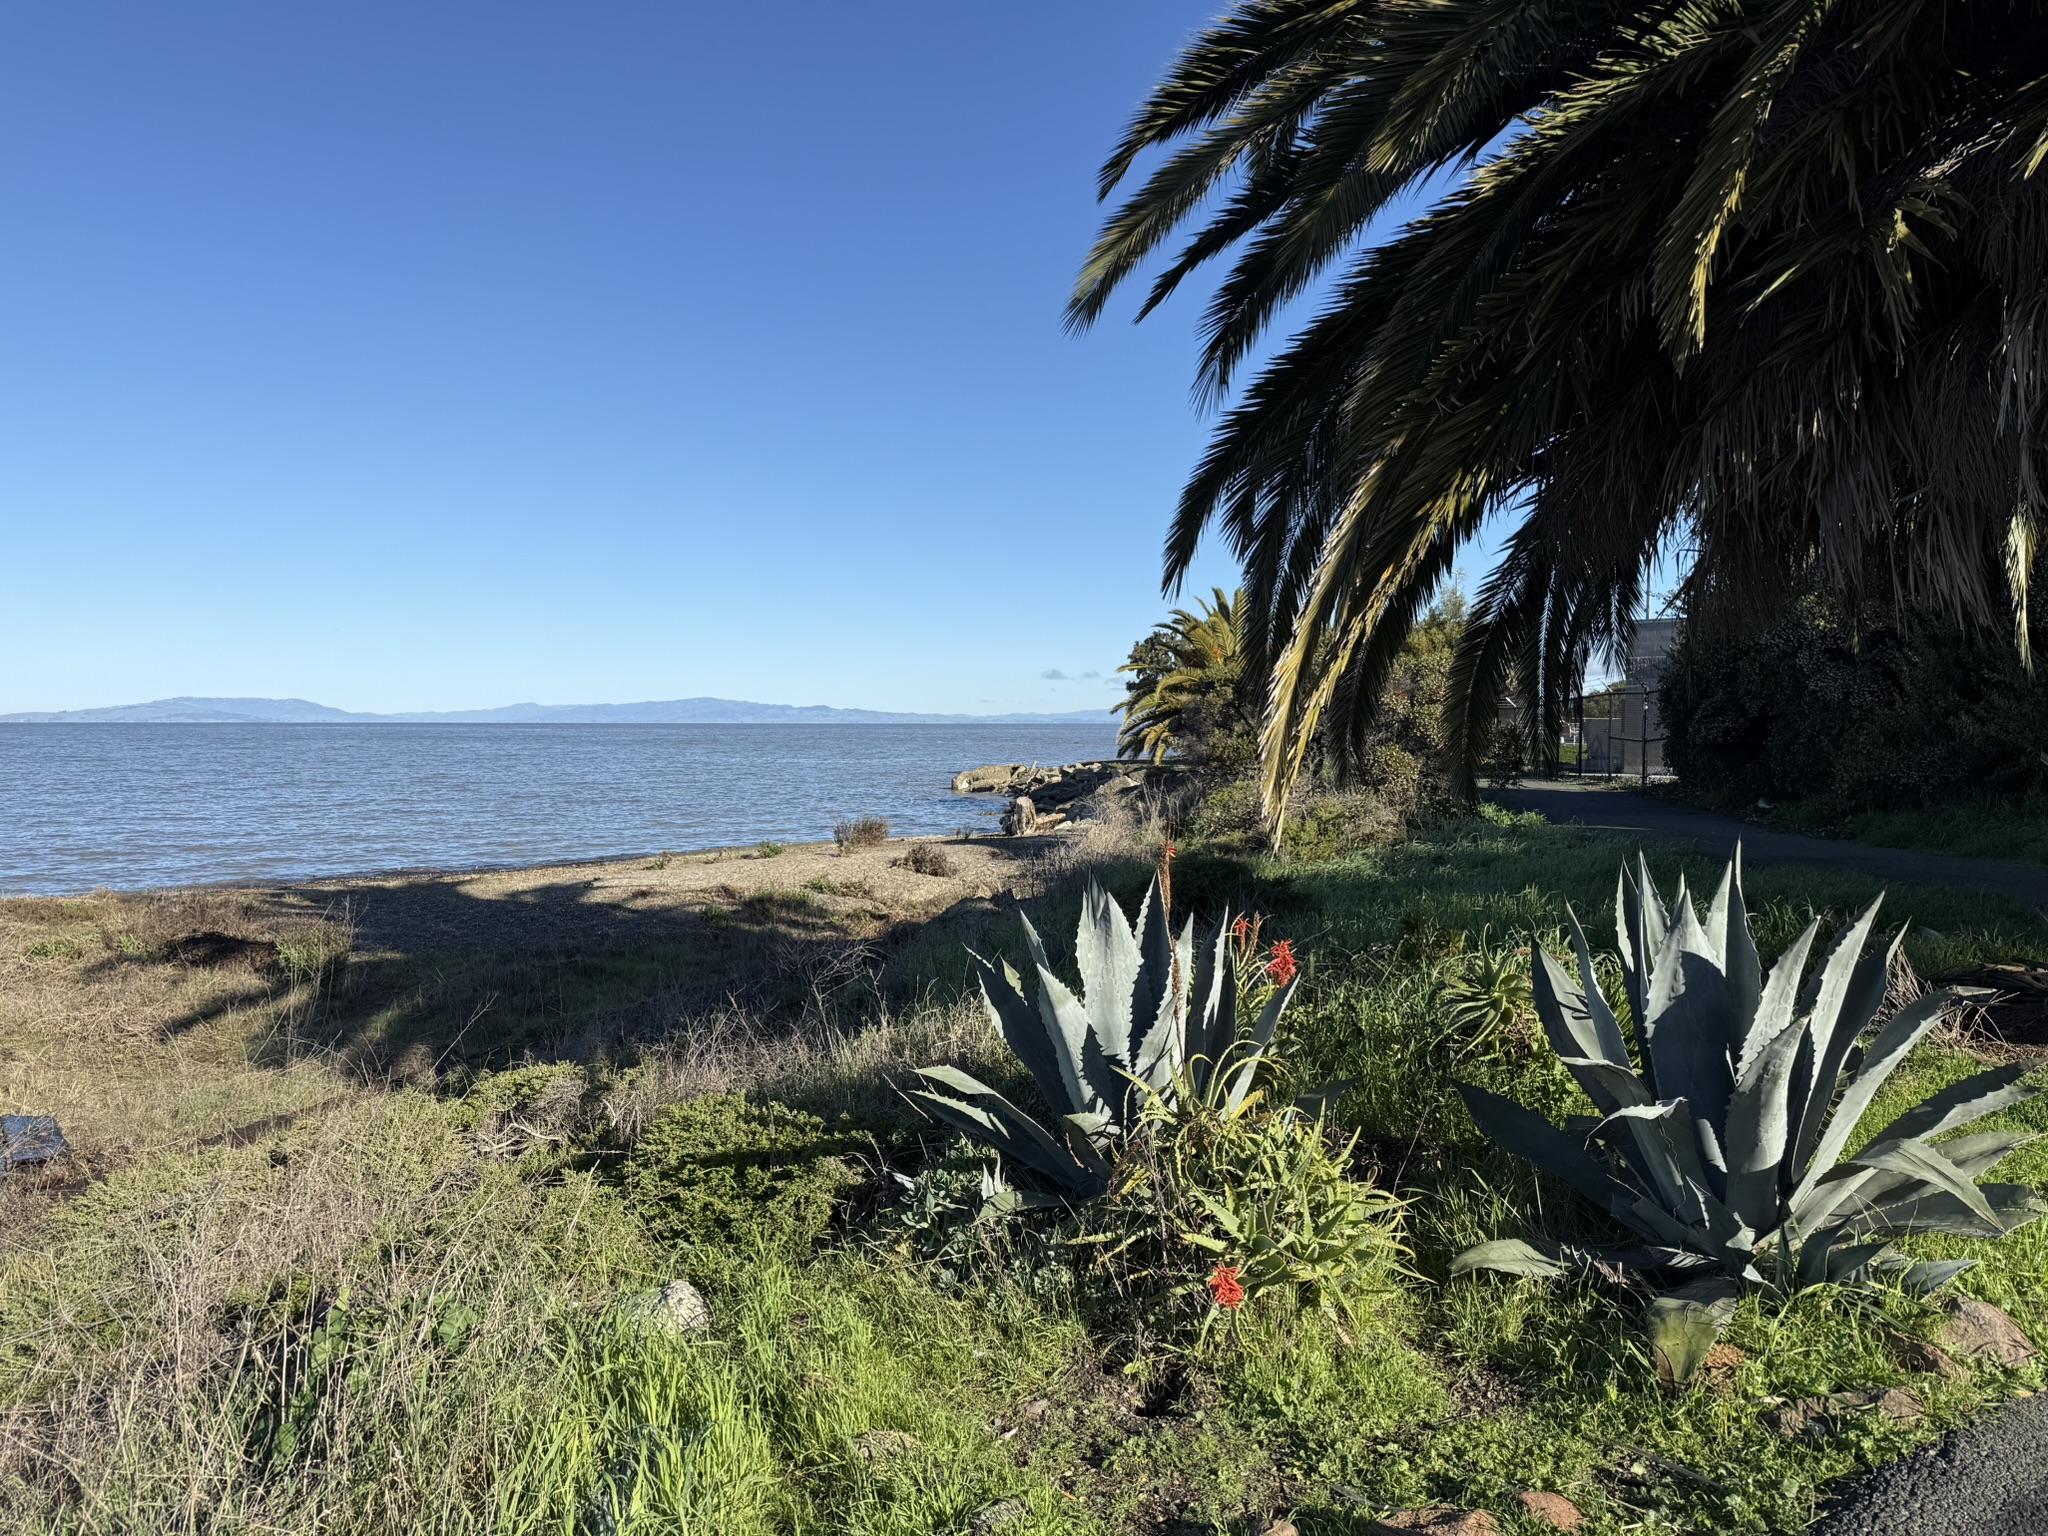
left=951, top=759, right=1176, bottom=835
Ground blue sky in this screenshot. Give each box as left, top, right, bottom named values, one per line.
left=0, top=2, right=1478, bottom=716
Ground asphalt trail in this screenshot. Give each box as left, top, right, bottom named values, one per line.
left=1488, top=780, right=2048, bottom=913
left=1810, top=1393, right=2048, bottom=1536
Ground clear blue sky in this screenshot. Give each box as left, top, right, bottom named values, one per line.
left=0, top=2, right=1478, bottom=716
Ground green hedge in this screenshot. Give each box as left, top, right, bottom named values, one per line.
left=1658, top=592, right=2048, bottom=811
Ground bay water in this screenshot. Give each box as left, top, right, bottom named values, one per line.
left=0, top=722, right=1120, bottom=895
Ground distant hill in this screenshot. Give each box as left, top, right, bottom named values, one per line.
left=0, top=695, right=1117, bottom=726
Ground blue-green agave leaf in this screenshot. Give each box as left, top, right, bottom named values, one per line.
left=1182, top=913, right=1232, bottom=1095
left=1924, top=1130, right=2040, bottom=1180
left=1565, top=907, right=1633, bottom=1063
left=1646, top=1274, right=1739, bottom=1384
left=1127, top=877, right=1171, bottom=1059
left=1882, top=1258, right=1978, bottom=1295
left=1032, top=962, right=1107, bottom=1121
left=969, top=950, right=1071, bottom=1119
left=1075, top=879, right=1141, bottom=1065
left=1460, top=1085, right=1644, bottom=1229
left=1867, top=1064, right=2040, bottom=1146
left=1642, top=902, right=1736, bottom=1131
left=1788, top=923, right=1900, bottom=1182
left=908, top=1069, right=1104, bottom=1196
left=1794, top=992, right=1951, bottom=1204
left=1593, top=1100, right=1721, bottom=1230
left=1721, top=971, right=1812, bottom=1233
left=1535, top=948, right=1640, bottom=1118
left=1836, top=1136, right=2002, bottom=1229
left=1733, top=920, right=1816, bottom=1082
left=1846, top=1180, right=2047, bottom=1241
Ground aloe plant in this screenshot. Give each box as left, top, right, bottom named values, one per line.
left=1455, top=852, right=2044, bottom=1328
left=910, top=876, right=1294, bottom=1198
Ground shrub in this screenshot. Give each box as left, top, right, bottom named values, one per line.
left=452, top=1063, right=599, bottom=1145
left=620, top=1094, right=862, bottom=1260
left=1438, top=931, right=1535, bottom=1061
left=1363, top=742, right=1422, bottom=800
left=1128, top=1094, right=1408, bottom=1328
left=1659, top=587, right=2048, bottom=812
left=898, top=842, right=956, bottom=877
left=1279, top=790, right=1396, bottom=863
left=274, top=922, right=351, bottom=990
left=755, top=841, right=787, bottom=858
left=832, top=816, right=890, bottom=854
left=1189, top=779, right=1264, bottom=855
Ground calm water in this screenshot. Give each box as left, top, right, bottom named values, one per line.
left=0, top=723, right=1120, bottom=894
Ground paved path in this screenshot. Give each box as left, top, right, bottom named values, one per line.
left=1811, top=1393, right=2048, bottom=1536
left=1489, top=780, right=2048, bottom=913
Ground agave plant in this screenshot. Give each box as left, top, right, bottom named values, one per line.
left=910, top=876, right=1295, bottom=1199
left=1456, top=852, right=2043, bottom=1359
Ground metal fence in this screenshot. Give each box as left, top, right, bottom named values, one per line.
left=1569, top=683, right=1666, bottom=782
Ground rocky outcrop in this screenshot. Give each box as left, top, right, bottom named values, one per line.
left=953, top=760, right=1171, bottom=836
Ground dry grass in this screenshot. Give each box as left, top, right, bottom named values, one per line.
left=0, top=1091, right=654, bottom=1533
left=0, top=810, right=1172, bottom=1532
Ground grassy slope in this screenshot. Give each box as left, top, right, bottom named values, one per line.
left=4, top=815, right=2046, bottom=1533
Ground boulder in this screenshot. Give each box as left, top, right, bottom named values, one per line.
left=1881, top=1326, right=1966, bottom=1380
left=1767, top=1397, right=1832, bottom=1440
left=1001, top=797, right=1069, bottom=836
left=1768, top=1386, right=1927, bottom=1439
left=1938, top=1298, right=2037, bottom=1367
left=614, top=1279, right=711, bottom=1338
left=952, top=765, right=1025, bottom=794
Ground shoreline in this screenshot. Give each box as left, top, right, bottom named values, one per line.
left=1, top=733, right=1123, bottom=899
left=0, top=826, right=1017, bottom=904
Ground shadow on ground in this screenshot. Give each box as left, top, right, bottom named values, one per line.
left=182, top=838, right=1108, bottom=1080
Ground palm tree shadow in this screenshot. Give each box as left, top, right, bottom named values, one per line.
left=237, top=871, right=942, bottom=1080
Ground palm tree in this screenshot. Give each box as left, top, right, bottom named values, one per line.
left=1118, top=588, right=1252, bottom=763
left=1070, top=0, right=2048, bottom=815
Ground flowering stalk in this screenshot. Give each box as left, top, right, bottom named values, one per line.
left=1206, top=1264, right=1245, bottom=1310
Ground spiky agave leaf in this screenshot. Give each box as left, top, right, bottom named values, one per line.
left=912, top=877, right=1296, bottom=1200
left=1456, top=851, right=2045, bottom=1311
left=909, top=1067, right=1106, bottom=1198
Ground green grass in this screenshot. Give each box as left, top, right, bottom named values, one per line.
left=1759, top=792, right=2048, bottom=868
left=6, top=811, right=2047, bottom=1533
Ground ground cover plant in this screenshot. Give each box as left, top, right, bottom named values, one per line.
left=3, top=811, right=2046, bottom=1533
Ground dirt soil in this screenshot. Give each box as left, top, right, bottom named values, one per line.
left=291, top=832, right=1058, bottom=955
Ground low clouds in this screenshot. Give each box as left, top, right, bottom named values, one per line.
left=1041, top=668, right=1068, bottom=681
left=1042, top=668, right=1107, bottom=683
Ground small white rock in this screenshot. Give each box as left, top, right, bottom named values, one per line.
left=615, top=1279, right=711, bottom=1337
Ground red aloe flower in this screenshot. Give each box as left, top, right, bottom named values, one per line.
left=1207, top=1264, right=1245, bottom=1310
left=1266, top=940, right=1298, bottom=988
left=1231, top=915, right=1250, bottom=943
